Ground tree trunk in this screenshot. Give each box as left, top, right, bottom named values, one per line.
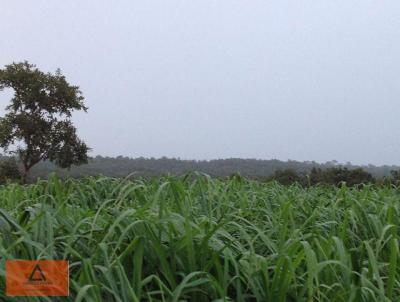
left=21, top=165, right=30, bottom=184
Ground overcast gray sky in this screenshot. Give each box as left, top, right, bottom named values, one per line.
left=1, top=1, right=400, bottom=165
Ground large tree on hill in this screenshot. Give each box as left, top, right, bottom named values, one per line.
left=0, top=61, right=89, bottom=182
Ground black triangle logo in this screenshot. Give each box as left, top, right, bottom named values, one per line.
left=28, top=264, right=46, bottom=282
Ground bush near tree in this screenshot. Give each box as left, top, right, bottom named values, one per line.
left=0, top=157, right=21, bottom=184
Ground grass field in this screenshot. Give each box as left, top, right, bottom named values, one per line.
left=0, top=174, right=399, bottom=301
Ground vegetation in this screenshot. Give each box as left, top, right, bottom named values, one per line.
left=2, top=154, right=399, bottom=187
left=24, top=156, right=399, bottom=181
left=0, top=157, right=20, bottom=184
left=269, top=167, right=375, bottom=187
left=0, top=175, right=400, bottom=301
left=0, top=61, right=90, bottom=182
left=268, top=168, right=303, bottom=186
left=390, top=170, right=400, bottom=185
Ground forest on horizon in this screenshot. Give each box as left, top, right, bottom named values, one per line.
left=20, top=155, right=400, bottom=180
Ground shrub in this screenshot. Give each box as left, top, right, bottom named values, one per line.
left=0, top=157, right=21, bottom=184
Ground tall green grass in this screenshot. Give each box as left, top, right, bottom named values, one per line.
left=0, top=174, right=399, bottom=301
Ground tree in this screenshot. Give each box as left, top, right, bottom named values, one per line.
left=308, top=166, right=373, bottom=187
left=390, top=170, right=400, bottom=185
left=309, top=167, right=323, bottom=186
left=0, top=61, right=89, bottom=182
left=269, top=169, right=301, bottom=185
left=346, top=168, right=374, bottom=186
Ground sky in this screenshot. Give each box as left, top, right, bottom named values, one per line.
left=1, top=1, right=400, bottom=166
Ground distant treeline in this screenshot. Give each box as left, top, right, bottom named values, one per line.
left=30, top=156, right=400, bottom=181
left=1, top=155, right=400, bottom=185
